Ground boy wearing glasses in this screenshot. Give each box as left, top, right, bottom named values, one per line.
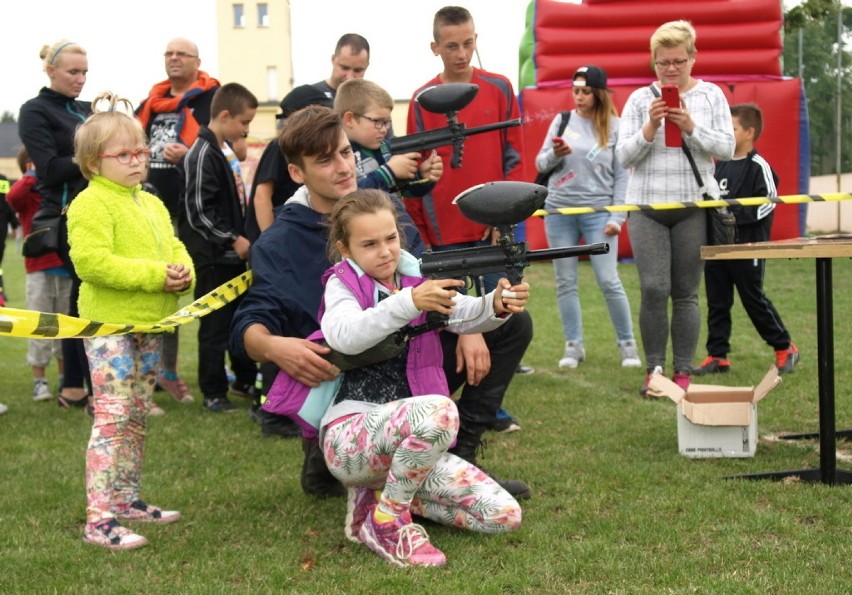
left=334, top=78, right=442, bottom=193
left=179, top=83, right=259, bottom=413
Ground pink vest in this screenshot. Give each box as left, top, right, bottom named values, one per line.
left=263, top=260, right=448, bottom=439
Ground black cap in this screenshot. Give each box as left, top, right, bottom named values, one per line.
left=573, top=65, right=611, bottom=91
left=276, top=84, right=334, bottom=119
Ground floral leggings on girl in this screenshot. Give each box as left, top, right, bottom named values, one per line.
left=323, top=395, right=522, bottom=532
left=84, top=333, right=161, bottom=524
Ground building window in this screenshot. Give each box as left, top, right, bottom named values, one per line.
left=233, top=3, right=244, bottom=28
left=258, top=3, right=269, bottom=27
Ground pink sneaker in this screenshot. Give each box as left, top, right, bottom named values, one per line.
left=359, top=511, right=447, bottom=567
left=116, top=500, right=181, bottom=524
left=672, top=372, right=691, bottom=391
left=83, top=519, right=148, bottom=551
left=158, top=373, right=194, bottom=403
left=345, top=486, right=377, bottom=543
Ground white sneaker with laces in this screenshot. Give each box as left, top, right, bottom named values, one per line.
left=32, top=379, right=53, bottom=402
left=618, top=340, right=642, bottom=368
left=558, top=341, right=586, bottom=369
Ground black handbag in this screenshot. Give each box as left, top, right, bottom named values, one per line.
left=681, top=142, right=737, bottom=246
left=22, top=208, right=63, bottom=258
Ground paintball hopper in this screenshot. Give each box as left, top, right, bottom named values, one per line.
left=415, top=83, right=479, bottom=114
left=452, top=181, right=548, bottom=228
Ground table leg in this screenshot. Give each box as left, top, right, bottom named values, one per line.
left=726, top=258, right=852, bottom=486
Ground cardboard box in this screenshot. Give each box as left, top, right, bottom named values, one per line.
left=649, top=367, right=782, bottom=458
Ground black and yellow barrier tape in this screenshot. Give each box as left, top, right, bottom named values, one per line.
left=533, top=192, right=851, bottom=217
left=0, top=271, right=252, bottom=339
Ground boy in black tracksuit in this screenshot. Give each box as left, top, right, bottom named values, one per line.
left=179, top=83, right=259, bottom=411
left=694, top=103, right=798, bottom=376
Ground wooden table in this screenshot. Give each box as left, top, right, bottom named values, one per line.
left=702, top=237, right=852, bottom=486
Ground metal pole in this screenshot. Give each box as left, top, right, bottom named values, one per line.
left=836, top=2, right=842, bottom=201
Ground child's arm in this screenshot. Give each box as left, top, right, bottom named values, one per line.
left=183, top=143, right=241, bottom=250
left=447, top=279, right=530, bottom=335
left=321, top=276, right=462, bottom=355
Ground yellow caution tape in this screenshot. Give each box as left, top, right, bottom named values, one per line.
left=0, top=270, right=252, bottom=339
left=533, top=192, right=852, bottom=217
left=0, top=179, right=9, bottom=193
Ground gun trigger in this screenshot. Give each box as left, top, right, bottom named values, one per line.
left=462, top=276, right=473, bottom=293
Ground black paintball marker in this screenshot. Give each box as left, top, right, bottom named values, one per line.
left=388, top=83, right=522, bottom=168
left=419, top=181, right=609, bottom=290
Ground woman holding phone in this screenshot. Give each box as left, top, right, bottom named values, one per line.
left=615, top=20, right=734, bottom=397
left=535, top=65, right=640, bottom=371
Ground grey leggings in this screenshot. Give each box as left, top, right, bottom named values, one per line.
left=627, top=209, right=706, bottom=373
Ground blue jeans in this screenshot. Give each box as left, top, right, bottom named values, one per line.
left=544, top=212, right=635, bottom=343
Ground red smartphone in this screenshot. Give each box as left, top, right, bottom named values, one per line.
left=661, top=84, right=681, bottom=148
left=552, top=137, right=564, bottom=146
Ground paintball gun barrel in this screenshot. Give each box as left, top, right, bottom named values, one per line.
left=388, top=83, right=521, bottom=168
left=419, top=181, right=609, bottom=289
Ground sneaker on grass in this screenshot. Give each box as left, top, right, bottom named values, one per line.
left=359, top=511, right=446, bottom=567
left=83, top=519, right=148, bottom=551
left=618, top=340, right=642, bottom=368
left=157, top=372, right=194, bottom=403
left=775, top=343, right=799, bottom=373
left=558, top=341, right=585, bottom=369
left=693, top=355, right=731, bottom=376
left=116, top=500, right=180, bottom=524
left=345, top=486, right=377, bottom=543
left=0, top=402, right=7, bottom=415
left=203, top=396, right=238, bottom=413
left=32, top=378, right=52, bottom=402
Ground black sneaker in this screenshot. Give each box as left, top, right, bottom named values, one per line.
left=203, top=397, right=238, bottom=413
left=260, top=410, right=302, bottom=438
left=692, top=355, right=731, bottom=376
left=301, top=438, right=345, bottom=498
left=229, top=382, right=257, bottom=399
left=515, top=364, right=535, bottom=375
left=247, top=403, right=264, bottom=424
left=481, top=466, right=531, bottom=500
left=489, top=417, right=522, bottom=433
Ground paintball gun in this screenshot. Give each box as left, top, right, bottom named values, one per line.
left=416, top=181, right=609, bottom=330
left=387, top=83, right=522, bottom=168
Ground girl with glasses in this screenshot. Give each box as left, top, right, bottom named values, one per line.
left=67, top=92, right=195, bottom=550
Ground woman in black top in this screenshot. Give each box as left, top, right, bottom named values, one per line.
left=18, top=39, right=93, bottom=408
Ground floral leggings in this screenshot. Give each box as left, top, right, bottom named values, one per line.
left=83, top=333, right=161, bottom=525
left=323, top=395, right=522, bottom=533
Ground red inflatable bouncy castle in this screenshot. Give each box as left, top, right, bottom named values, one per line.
left=518, top=0, right=809, bottom=254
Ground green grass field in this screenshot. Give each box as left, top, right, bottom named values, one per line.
left=1, top=237, right=851, bottom=593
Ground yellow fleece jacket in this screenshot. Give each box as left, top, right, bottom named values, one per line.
left=67, top=175, right=195, bottom=326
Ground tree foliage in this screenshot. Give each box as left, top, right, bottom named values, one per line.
left=783, top=0, right=852, bottom=175
left=1, top=110, right=15, bottom=123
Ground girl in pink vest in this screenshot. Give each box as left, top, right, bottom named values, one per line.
left=315, top=189, right=528, bottom=568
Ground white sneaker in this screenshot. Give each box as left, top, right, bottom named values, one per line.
left=32, top=379, right=53, bottom=402
left=0, top=402, right=8, bottom=415
left=618, top=340, right=642, bottom=368
left=558, top=341, right=586, bottom=369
